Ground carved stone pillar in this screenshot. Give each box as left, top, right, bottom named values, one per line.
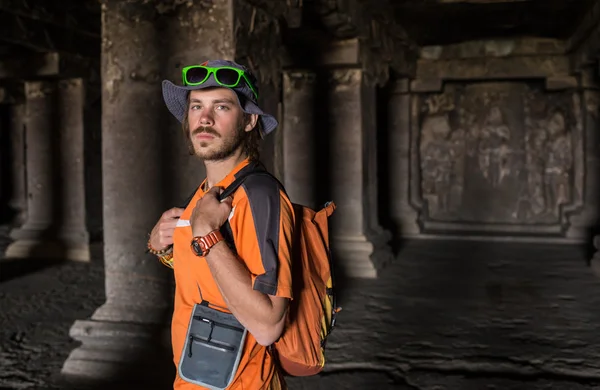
left=5, top=80, right=89, bottom=261
left=282, top=71, right=319, bottom=208
left=7, top=102, right=27, bottom=227
left=584, top=65, right=600, bottom=273
left=388, top=78, right=420, bottom=236
left=61, top=1, right=175, bottom=384
left=56, top=79, right=89, bottom=257
left=569, top=66, right=600, bottom=239
left=62, top=0, right=237, bottom=385
left=327, top=69, right=393, bottom=279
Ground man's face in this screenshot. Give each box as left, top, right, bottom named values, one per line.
left=186, top=87, right=254, bottom=161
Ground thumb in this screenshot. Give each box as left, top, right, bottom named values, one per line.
left=207, top=186, right=222, bottom=195
left=210, top=186, right=230, bottom=202
left=220, top=194, right=233, bottom=206
left=206, top=186, right=224, bottom=200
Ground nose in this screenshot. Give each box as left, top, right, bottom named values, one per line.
left=197, top=108, right=214, bottom=127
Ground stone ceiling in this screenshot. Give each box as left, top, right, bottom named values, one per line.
left=0, top=0, right=596, bottom=68
left=392, top=0, right=596, bottom=46
left=0, top=0, right=100, bottom=59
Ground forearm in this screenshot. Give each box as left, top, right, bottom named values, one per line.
left=203, top=240, right=286, bottom=344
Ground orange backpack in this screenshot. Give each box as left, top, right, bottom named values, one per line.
left=272, top=200, right=340, bottom=376
left=175, top=163, right=341, bottom=376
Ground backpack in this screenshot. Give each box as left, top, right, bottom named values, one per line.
left=175, top=163, right=341, bottom=377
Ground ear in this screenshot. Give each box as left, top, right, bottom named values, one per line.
left=244, top=114, right=259, bottom=133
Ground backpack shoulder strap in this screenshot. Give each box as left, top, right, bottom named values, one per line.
left=181, top=186, right=199, bottom=209
left=218, top=164, right=279, bottom=254
left=203, top=162, right=282, bottom=253
left=219, top=160, right=282, bottom=198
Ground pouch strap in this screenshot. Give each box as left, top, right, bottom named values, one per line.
left=197, top=283, right=229, bottom=312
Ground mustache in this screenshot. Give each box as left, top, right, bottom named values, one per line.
left=191, top=126, right=219, bottom=137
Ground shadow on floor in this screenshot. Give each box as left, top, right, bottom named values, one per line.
left=53, top=359, right=176, bottom=390
left=0, top=257, right=68, bottom=283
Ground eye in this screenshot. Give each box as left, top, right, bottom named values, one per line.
left=190, top=104, right=201, bottom=110
left=216, top=105, right=229, bottom=111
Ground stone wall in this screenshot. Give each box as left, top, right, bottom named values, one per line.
left=387, top=38, right=599, bottom=243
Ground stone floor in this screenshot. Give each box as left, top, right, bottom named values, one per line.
left=3, top=224, right=600, bottom=390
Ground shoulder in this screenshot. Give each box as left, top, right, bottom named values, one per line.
left=241, top=172, right=284, bottom=201
left=232, top=172, right=293, bottom=221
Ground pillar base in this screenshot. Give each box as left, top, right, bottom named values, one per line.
left=61, top=319, right=174, bottom=386
left=4, top=239, right=90, bottom=262
left=332, top=232, right=394, bottom=279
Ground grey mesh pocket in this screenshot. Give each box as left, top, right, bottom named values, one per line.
left=178, top=304, right=247, bottom=390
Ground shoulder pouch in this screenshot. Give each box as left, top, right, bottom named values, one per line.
left=178, top=302, right=247, bottom=389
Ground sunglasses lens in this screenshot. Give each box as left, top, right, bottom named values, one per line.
left=186, top=67, right=208, bottom=84
left=215, top=69, right=240, bottom=86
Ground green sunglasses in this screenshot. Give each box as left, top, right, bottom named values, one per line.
left=181, top=65, right=259, bottom=100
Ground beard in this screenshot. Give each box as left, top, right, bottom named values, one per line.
left=188, top=119, right=246, bottom=162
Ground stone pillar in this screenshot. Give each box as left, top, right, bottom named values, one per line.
left=388, top=78, right=420, bottom=236
left=569, top=66, right=600, bottom=241
left=57, top=79, right=89, bottom=257
left=61, top=1, right=173, bottom=384
left=327, top=69, right=393, bottom=279
left=584, top=65, right=600, bottom=274
left=62, top=1, right=237, bottom=385
left=282, top=70, right=319, bottom=208
left=7, top=102, right=27, bottom=227
left=5, top=80, right=89, bottom=261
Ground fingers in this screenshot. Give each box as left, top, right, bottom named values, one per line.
left=155, top=227, right=175, bottom=248
left=210, top=186, right=233, bottom=204
left=205, top=186, right=226, bottom=200
left=150, top=208, right=184, bottom=250
left=163, top=207, right=184, bottom=220
left=201, top=186, right=231, bottom=204
left=160, top=219, right=180, bottom=230
left=149, top=230, right=173, bottom=251
left=151, top=220, right=179, bottom=248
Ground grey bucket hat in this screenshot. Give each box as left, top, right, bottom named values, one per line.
left=162, top=59, right=278, bottom=135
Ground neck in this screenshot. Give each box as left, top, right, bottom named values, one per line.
left=204, top=150, right=248, bottom=189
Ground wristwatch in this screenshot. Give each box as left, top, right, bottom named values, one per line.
left=191, top=230, right=224, bottom=257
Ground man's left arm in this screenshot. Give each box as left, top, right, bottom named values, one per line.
left=203, top=240, right=289, bottom=346
left=190, top=185, right=294, bottom=346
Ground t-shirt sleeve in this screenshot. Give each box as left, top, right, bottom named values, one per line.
left=229, top=176, right=294, bottom=299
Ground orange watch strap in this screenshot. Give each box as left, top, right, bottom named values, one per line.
left=191, top=230, right=224, bottom=256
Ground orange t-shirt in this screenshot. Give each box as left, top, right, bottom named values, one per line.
left=171, top=159, right=294, bottom=390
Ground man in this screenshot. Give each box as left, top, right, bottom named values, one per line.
left=147, top=59, right=294, bottom=389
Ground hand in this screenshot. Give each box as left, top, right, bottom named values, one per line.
left=190, top=186, right=233, bottom=237
left=149, top=207, right=184, bottom=250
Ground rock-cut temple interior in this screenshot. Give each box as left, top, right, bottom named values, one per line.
left=1, top=0, right=600, bottom=389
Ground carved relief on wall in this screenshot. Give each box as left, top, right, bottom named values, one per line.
left=415, top=82, right=577, bottom=227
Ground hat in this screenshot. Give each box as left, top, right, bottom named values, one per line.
left=162, top=59, right=278, bottom=135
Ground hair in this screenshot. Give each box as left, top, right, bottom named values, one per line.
left=182, top=93, right=261, bottom=161
left=242, top=113, right=261, bottom=162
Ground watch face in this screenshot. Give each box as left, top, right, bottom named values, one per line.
left=190, top=233, right=221, bottom=257
left=191, top=240, right=204, bottom=256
